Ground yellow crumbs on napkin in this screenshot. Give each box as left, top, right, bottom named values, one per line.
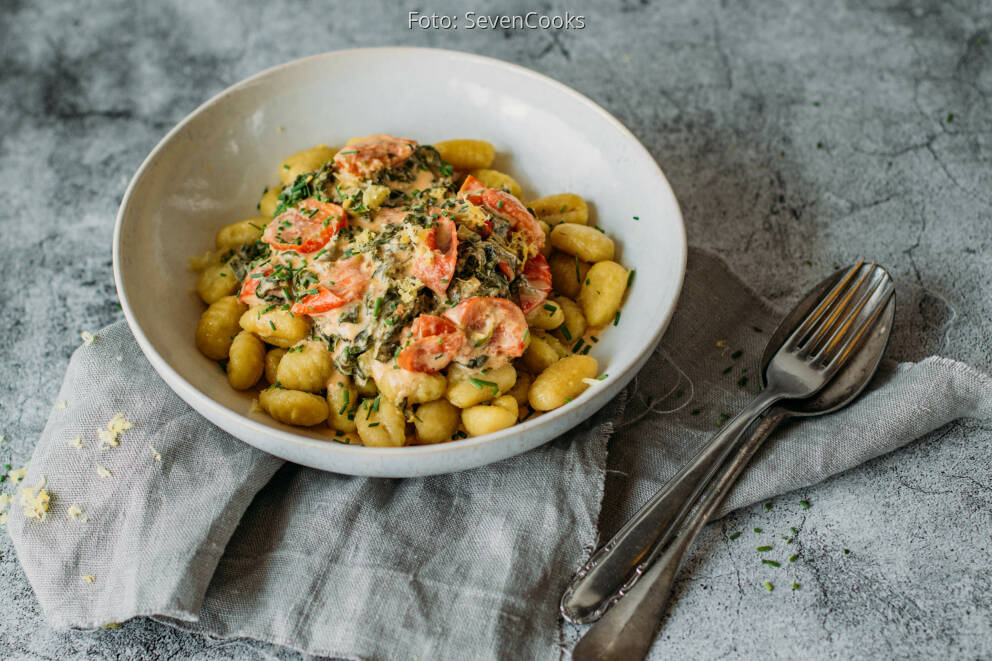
left=82, top=574, right=96, bottom=584
left=9, top=466, right=27, bottom=485
left=67, top=504, right=87, bottom=522
left=68, top=436, right=83, bottom=449
left=148, top=445, right=162, bottom=462
left=0, top=493, right=11, bottom=524
left=18, top=476, right=51, bottom=521
left=98, top=413, right=133, bottom=449
left=80, top=331, right=97, bottom=345
left=96, top=466, right=112, bottom=479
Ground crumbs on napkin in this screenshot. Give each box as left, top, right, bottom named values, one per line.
left=96, top=466, right=112, bottom=479
left=67, top=504, right=87, bottom=522
left=0, top=493, right=11, bottom=524
left=82, top=574, right=96, bottom=584
left=55, top=401, right=68, bottom=410
left=98, top=413, right=133, bottom=449
left=8, top=466, right=27, bottom=485
left=68, top=436, right=83, bottom=449
left=148, top=445, right=161, bottom=462
left=80, top=331, right=97, bottom=346
left=18, top=476, right=51, bottom=521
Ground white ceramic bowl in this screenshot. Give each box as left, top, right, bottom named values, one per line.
left=114, top=48, right=685, bottom=477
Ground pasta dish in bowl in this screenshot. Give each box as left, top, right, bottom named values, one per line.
left=113, top=48, right=685, bottom=476
left=192, top=134, right=632, bottom=446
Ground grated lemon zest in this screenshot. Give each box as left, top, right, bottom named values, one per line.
left=98, top=413, right=133, bottom=449
left=18, top=476, right=51, bottom=521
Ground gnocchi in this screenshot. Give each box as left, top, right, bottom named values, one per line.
left=275, top=342, right=334, bottom=392
left=462, top=396, right=518, bottom=436
left=529, top=193, right=589, bottom=226
left=550, top=223, right=615, bottom=263
left=355, top=396, right=406, bottom=447
left=195, top=296, right=246, bottom=360
left=216, top=218, right=267, bottom=252
left=259, top=387, right=329, bottom=426
left=529, top=354, right=599, bottom=411
left=579, top=261, right=630, bottom=327
left=413, top=398, right=460, bottom=444
left=227, top=331, right=266, bottom=390
left=433, top=139, right=495, bottom=170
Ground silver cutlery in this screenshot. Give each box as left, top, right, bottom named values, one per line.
left=561, top=261, right=895, bottom=625
left=571, top=265, right=895, bottom=660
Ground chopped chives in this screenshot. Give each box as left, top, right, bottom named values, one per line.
left=790, top=527, right=798, bottom=535
left=799, top=500, right=811, bottom=509
left=764, top=582, right=774, bottom=592
left=469, top=377, right=499, bottom=393
left=792, top=582, right=800, bottom=591
left=573, top=338, right=585, bottom=353
left=789, top=554, right=799, bottom=563
left=626, top=269, right=636, bottom=288
left=762, top=559, right=781, bottom=567
left=613, top=311, right=621, bottom=326
left=722, top=366, right=733, bottom=374
left=690, top=408, right=700, bottom=415
left=729, top=531, right=742, bottom=540
left=753, top=527, right=762, bottom=533
left=560, top=325, right=572, bottom=341
left=756, top=546, right=772, bottom=552
left=764, top=502, right=772, bottom=510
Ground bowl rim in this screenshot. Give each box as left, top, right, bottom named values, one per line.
left=113, top=46, right=686, bottom=461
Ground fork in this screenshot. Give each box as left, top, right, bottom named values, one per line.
left=561, top=261, right=894, bottom=624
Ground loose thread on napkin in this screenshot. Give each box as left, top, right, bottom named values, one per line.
left=619, top=349, right=695, bottom=429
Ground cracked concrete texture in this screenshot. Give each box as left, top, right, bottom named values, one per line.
left=0, top=0, right=990, bottom=658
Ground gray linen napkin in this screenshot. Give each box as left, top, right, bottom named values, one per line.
left=8, top=248, right=992, bottom=660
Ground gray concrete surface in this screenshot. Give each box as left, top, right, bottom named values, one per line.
left=1, top=0, right=990, bottom=658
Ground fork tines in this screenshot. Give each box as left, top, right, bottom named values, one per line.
left=787, top=261, right=894, bottom=365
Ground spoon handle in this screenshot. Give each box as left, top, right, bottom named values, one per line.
left=560, top=390, right=781, bottom=623
left=572, top=408, right=790, bottom=661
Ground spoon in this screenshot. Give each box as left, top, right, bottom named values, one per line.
left=561, top=262, right=893, bottom=623
left=571, top=268, right=895, bottom=660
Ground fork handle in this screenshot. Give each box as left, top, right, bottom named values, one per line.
left=572, top=407, right=790, bottom=661
left=560, top=390, right=781, bottom=623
